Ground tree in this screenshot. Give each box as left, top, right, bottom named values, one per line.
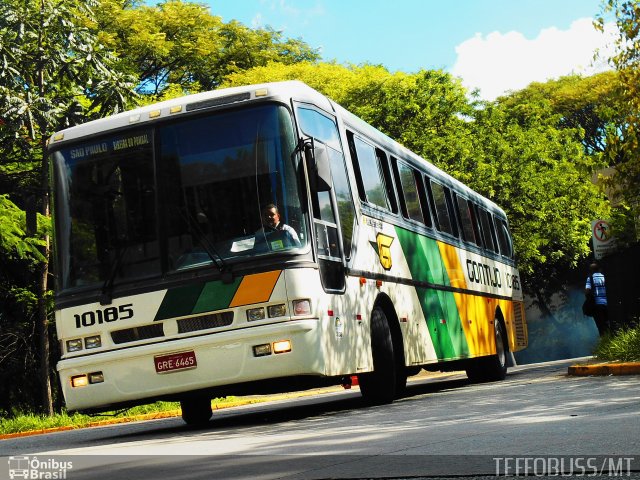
left=0, top=0, right=136, bottom=414
left=96, top=0, right=320, bottom=96
left=596, top=0, right=640, bottom=240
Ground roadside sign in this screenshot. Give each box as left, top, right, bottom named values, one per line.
left=591, top=219, right=616, bottom=259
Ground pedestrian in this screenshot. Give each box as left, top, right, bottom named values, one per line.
left=585, top=262, right=609, bottom=336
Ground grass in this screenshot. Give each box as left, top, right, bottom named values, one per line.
left=593, top=322, right=640, bottom=362
left=0, top=398, right=239, bottom=436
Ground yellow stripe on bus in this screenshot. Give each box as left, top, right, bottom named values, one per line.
left=229, top=270, right=282, bottom=307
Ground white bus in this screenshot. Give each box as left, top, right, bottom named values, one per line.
left=48, top=81, right=527, bottom=424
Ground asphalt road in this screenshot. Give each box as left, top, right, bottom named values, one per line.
left=2, top=358, right=639, bottom=479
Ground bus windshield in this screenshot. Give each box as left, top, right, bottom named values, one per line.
left=51, top=104, right=306, bottom=291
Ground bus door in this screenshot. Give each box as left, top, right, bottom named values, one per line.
left=296, top=105, right=355, bottom=293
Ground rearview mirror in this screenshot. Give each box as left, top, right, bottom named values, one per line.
left=304, top=140, right=332, bottom=193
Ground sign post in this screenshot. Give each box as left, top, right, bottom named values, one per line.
left=591, top=219, right=616, bottom=260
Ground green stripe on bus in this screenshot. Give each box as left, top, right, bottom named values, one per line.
left=395, top=227, right=449, bottom=286
left=154, top=277, right=242, bottom=320
left=395, top=227, right=470, bottom=360
left=192, top=277, right=242, bottom=313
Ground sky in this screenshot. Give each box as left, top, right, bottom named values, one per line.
left=197, top=0, right=618, bottom=100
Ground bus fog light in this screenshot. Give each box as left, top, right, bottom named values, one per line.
left=84, top=335, right=102, bottom=349
left=71, top=375, right=88, bottom=388
left=89, top=372, right=104, bottom=384
left=292, top=299, right=311, bottom=316
left=273, top=340, right=291, bottom=354
left=253, top=344, right=272, bottom=357
left=267, top=304, right=286, bottom=318
left=246, top=307, right=265, bottom=322
left=66, top=339, right=83, bottom=352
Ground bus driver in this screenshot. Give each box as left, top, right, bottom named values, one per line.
left=255, top=203, right=301, bottom=251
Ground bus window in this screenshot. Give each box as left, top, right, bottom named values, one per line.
left=349, top=132, right=391, bottom=210
left=495, top=217, right=514, bottom=259
left=455, top=195, right=479, bottom=245
left=395, top=160, right=425, bottom=224
left=297, top=106, right=342, bottom=151
left=477, top=207, right=498, bottom=253
left=429, top=180, right=454, bottom=236
left=376, top=149, right=398, bottom=214
left=297, top=106, right=356, bottom=260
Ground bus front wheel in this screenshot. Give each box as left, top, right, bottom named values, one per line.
left=358, top=306, right=398, bottom=405
left=180, top=397, right=212, bottom=426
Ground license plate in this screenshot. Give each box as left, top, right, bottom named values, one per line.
left=154, top=351, right=197, bottom=374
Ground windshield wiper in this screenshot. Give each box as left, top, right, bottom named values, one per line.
left=100, top=245, right=129, bottom=305
left=174, top=206, right=232, bottom=280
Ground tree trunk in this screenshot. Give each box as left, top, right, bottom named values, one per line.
left=38, top=138, right=53, bottom=415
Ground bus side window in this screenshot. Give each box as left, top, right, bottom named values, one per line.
left=455, top=194, right=479, bottom=245
left=477, top=207, right=499, bottom=253
left=376, top=149, right=398, bottom=214
left=393, top=159, right=425, bottom=224
left=348, top=132, right=391, bottom=211
left=429, top=180, right=456, bottom=236
left=495, top=217, right=514, bottom=259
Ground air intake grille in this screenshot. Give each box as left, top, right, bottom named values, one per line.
left=177, top=311, right=234, bottom=333
left=111, top=324, right=164, bottom=344
left=513, top=301, right=527, bottom=347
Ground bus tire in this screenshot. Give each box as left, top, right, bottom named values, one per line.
left=180, top=397, right=212, bottom=426
left=358, top=306, right=397, bottom=405
left=466, top=318, right=508, bottom=382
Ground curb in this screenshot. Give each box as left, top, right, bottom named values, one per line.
left=568, top=362, right=640, bottom=376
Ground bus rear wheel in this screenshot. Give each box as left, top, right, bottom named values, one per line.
left=180, top=397, right=212, bottom=426
left=466, top=318, right=508, bottom=383
left=358, top=306, right=398, bottom=405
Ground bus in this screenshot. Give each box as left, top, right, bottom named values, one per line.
left=48, top=81, right=527, bottom=425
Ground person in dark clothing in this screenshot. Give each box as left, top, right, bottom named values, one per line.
left=585, top=262, right=609, bottom=336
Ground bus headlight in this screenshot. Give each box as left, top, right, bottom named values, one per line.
left=84, top=335, right=102, bottom=349
left=66, top=339, right=83, bottom=353
left=246, top=307, right=265, bottom=322
left=267, top=304, right=286, bottom=318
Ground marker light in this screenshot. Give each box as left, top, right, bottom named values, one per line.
left=267, top=304, right=287, bottom=318
left=253, top=344, right=272, bottom=357
left=89, top=372, right=104, bottom=384
left=255, top=88, right=269, bottom=97
left=170, top=105, right=182, bottom=114
left=71, top=375, right=88, bottom=388
left=273, top=340, right=291, bottom=354
left=149, top=110, right=161, bottom=118
left=129, top=114, right=141, bottom=123
left=84, top=335, right=102, bottom=349
left=53, top=133, right=64, bottom=141
left=292, top=299, right=311, bottom=316
left=246, top=307, right=265, bottom=322
left=66, top=339, right=83, bottom=353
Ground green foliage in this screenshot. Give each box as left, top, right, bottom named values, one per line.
left=596, top=0, right=640, bottom=236
left=0, top=195, right=48, bottom=263
left=96, top=0, right=320, bottom=96
left=594, top=323, right=640, bottom=361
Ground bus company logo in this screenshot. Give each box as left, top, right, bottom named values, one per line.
left=7, top=456, right=73, bottom=479
left=374, top=233, right=394, bottom=271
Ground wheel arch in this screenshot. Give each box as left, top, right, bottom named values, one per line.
left=373, top=293, right=406, bottom=368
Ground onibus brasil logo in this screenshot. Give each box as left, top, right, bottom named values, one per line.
left=7, top=456, right=73, bottom=479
